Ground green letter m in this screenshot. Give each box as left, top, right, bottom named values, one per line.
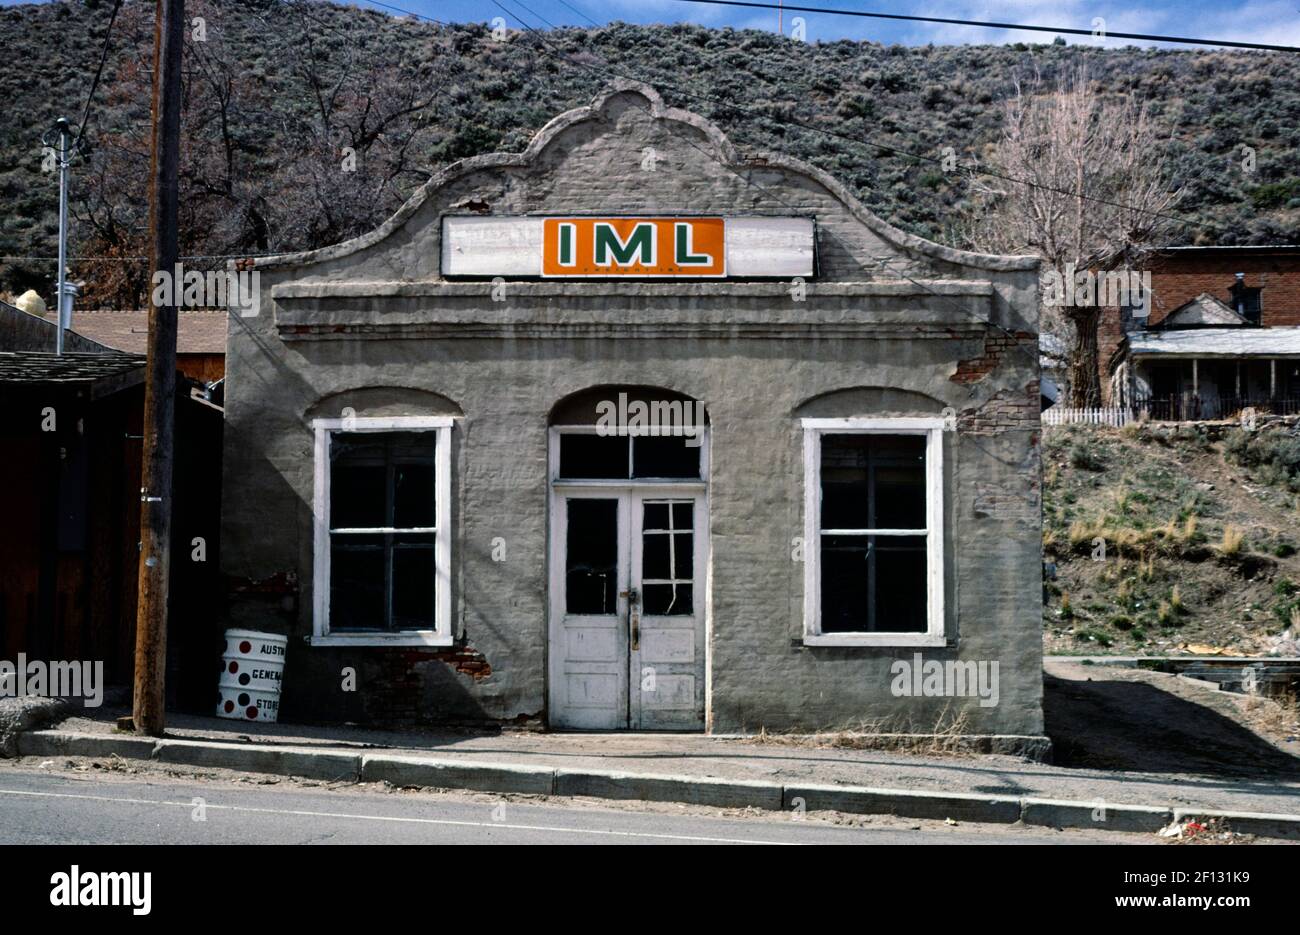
left=594, top=222, right=655, bottom=267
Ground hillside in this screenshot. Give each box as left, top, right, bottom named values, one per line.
left=1043, top=420, right=1300, bottom=656
left=1, top=0, right=1299, bottom=306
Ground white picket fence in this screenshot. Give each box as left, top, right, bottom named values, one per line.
left=1042, top=406, right=1136, bottom=427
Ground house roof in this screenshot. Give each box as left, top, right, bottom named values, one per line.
left=1127, top=325, right=1300, bottom=358
left=0, top=351, right=146, bottom=397
left=70, top=309, right=228, bottom=355
left=1157, top=292, right=1252, bottom=329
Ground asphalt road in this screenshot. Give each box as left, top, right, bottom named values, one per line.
left=0, top=762, right=1142, bottom=845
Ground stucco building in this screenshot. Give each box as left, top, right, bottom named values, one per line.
left=220, top=83, right=1044, bottom=745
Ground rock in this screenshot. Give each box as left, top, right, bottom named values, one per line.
left=0, top=696, right=71, bottom=758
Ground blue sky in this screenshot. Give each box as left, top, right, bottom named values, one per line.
left=3, top=0, right=1295, bottom=48
left=354, top=0, right=1299, bottom=48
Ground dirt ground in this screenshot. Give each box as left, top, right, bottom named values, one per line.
left=1044, top=658, right=1300, bottom=778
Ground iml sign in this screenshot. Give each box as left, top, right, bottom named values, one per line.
left=546, top=218, right=724, bottom=276
left=442, top=216, right=815, bottom=278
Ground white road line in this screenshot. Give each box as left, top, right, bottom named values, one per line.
left=0, top=787, right=801, bottom=845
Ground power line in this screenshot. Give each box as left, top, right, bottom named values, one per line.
left=669, top=0, right=1300, bottom=53
left=553, top=0, right=600, bottom=28
left=0, top=253, right=284, bottom=263
left=73, top=0, right=126, bottom=150
left=494, top=0, right=1044, bottom=380
left=476, top=0, right=1213, bottom=238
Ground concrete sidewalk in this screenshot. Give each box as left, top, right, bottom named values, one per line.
left=13, top=705, right=1300, bottom=838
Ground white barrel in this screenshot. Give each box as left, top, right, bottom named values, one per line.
left=216, top=629, right=287, bottom=722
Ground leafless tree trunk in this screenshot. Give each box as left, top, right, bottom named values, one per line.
left=967, top=67, right=1183, bottom=407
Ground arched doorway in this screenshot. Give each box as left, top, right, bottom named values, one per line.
left=546, top=387, right=709, bottom=730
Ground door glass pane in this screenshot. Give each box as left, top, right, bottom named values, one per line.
left=559, top=434, right=629, bottom=479
left=820, top=534, right=927, bottom=633
left=641, top=500, right=693, bottom=616
left=633, top=435, right=701, bottom=478
left=566, top=498, right=618, bottom=614
left=643, top=531, right=672, bottom=580
left=644, top=583, right=692, bottom=615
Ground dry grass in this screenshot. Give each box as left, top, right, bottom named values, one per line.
left=745, top=708, right=977, bottom=758
left=1219, top=525, right=1245, bottom=556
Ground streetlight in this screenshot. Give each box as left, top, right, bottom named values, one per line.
left=41, top=117, right=74, bottom=356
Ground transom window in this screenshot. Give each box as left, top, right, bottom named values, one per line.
left=802, top=418, right=947, bottom=647
left=312, top=417, right=453, bottom=646
left=556, top=431, right=703, bottom=480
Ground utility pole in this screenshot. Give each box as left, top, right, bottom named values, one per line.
left=132, top=0, right=184, bottom=736
left=44, top=118, right=72, bottom=355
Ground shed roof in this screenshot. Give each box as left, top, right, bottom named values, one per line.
left=70, top=309, right=228, bottom=355
left=1127, top=325, right=1300, bottom=358
left=0, top=351, right=146, bottom=398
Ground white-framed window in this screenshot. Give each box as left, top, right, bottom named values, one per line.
left=311, top=416, right=453, bottom=646
left=802, top=417, right=947, bottom=647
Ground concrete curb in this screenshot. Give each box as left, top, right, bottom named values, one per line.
left=361, top=754, right=554, bottom=794
left=155, top=738, right=362, bottom=783
left=13, top=730, right=1300, bottom=839
left=785, top=783, right=1021, bottom=823
left=1020, top=797, right=1172, bottom=834
left=555, top=769, right=785, bottom=809
left=17, top=729, right=158, bottom=760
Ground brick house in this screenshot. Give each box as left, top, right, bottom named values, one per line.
left=1104, top=245, right=1300, bottom=417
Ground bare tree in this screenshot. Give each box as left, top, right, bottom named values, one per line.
left=968, top=67, right=1183, bottom=407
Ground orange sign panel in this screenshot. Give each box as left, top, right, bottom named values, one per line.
left=542, top=217, right=725, bottom=277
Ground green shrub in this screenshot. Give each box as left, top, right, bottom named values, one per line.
left=1070, top=444, right=1105, bottom=471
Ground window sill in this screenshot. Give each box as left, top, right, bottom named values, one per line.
left=309, top=631, right=454, bottom=648
left=802, top=633, right=948, bottom=648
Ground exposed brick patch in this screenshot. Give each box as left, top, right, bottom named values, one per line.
left=227, top=570, right=298, bottom=595
left=433, top=644, right=494, bottom=680
left=958, top=382, right=1041, bottom=435
left=951, top=330, right=1035, bottom=383
left=359, top=642, right=494, bottom=725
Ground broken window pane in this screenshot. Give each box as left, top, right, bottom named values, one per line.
left=643, top=583, right=693, bottom=616
left=820, top=534, right=927, bottom=633
left=559, top=434, right=629, bottom=479
left=566, top=498, right=618, bottom=614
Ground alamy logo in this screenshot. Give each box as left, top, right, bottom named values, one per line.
left=50, top=866, right=151, bottom=915
left=0, top=655, right=103, bottom=707
left=595, top=392, right=705, bottom=448
left=151, top=262, right=259, bottom=317
left=1041, top=263, right=1151, bottom=319
left=889, top=653, right=999, bottom=708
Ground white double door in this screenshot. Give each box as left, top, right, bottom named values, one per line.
left=549, top=488, right=706, bottom=730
